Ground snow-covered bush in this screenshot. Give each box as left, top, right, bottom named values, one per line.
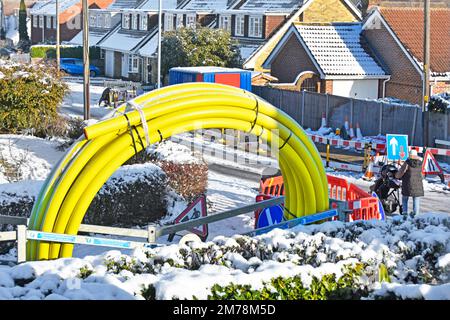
left=0, top=59, right=68, bottom=136
left=84, top=163, right=169, bottom=227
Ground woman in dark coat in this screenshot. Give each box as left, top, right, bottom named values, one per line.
left=395, top=149, right=424, bottom=215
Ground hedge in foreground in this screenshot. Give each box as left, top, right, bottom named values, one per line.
left=0, top=60, right=68, bottom=136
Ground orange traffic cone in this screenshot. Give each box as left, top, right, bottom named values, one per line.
left=344, top=116, right=350, bottom=131
left=356, top=123, right=364, bottom=140
left=363, top=157, right=375, bottom=181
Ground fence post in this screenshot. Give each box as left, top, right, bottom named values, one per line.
left=325, top=93, right=329, bottom=122
left=147, top=224, right=156, bottom=243
left=278, top=89, right=283, bottom=108
left=301, top=90, right=305, bottom=127
left=411, top=107, right=418, bottom=146
left=16, top=225, right=27, bottom=264
left=378, top=102, right=383, bottom=135
left=350, top=98, right=354, bottom=125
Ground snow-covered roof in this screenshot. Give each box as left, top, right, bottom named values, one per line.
left=295, top=24, right=387, bottom=78
left=179, top=0, right=234, bottom=11
left=138, top=32, right=158, bottom=57
left=68, top=30, right=109, bottom=46
left=239, top=44, right=260, bottom=61
left=107, top=0, right=142, bottom=10
left=237, top=0, right=303, bottom=12
left=30, top=0, right=79, bottom=15
left=137, top=0, right=178, bottom=10
left=170, top=66, right=250, bottom=74
left=98, top=28, right=148, bottom=52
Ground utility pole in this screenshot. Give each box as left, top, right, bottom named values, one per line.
left=56, top=0, right=60, bottom=75
left=422, top=0, right=430, bottom=148
left=82, top=0, right=90, bottom=120
left=157, top=0, right=162, bottom=88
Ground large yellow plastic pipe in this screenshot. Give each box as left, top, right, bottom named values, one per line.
left=27, top=83, right=329, bottom=260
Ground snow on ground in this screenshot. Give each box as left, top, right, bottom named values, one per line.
left=0, top=135, right=65, bottom=184
left=0, top=213, right=448, bottom=300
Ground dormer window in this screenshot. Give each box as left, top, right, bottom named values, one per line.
left=164, top=13, right=174, bottom=31
left=131, top=13, right=138, bottom=30
left=249, top=16, right=262, bottom=38
left=219, top=15, right=231, bottom=33
left=122, top=14, right=130, bottom=29
left=186, top=13, right=196, bottom=28
left=176, top=14, right=183, bottom=29
left=140, top=14, right=148, bottom=30
left=235, top=15, right=245, bottom=36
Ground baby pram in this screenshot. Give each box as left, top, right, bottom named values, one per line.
left=370, top=164, right=402, bottom=214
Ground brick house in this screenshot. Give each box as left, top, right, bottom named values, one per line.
left=242, top=0, right=363, bottom=71
left=362, top=7, right=450, bottom=105
left=262, top=23, right=389, bottom=99
left=30, top=0, right=114, bottom=44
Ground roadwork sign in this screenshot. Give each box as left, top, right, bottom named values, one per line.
left=173, top=195, right=208, bottom=239
left=386, top=134, right=408, bottom=161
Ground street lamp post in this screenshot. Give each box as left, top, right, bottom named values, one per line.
left=56, top=0, right=60, bottom=75
left=157, top=0, right=162, bottom=88
left=423, top=0, right=430, bottom=148
left=82, top=0, right=90, bottom=120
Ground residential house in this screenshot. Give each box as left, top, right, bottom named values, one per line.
left=29, top=0, right=114, bottom=44
left=362, top=7, right=450, bottom=104
left=262, top=23, right=389, bottom=99
left=240, top=0, right=363, bottom=71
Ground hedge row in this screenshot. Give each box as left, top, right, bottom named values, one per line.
left=30, top=45, right=100, bottom=60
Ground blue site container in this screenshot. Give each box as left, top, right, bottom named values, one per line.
left=169, top=66, right=252, bottom=92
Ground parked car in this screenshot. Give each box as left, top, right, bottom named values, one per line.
left=60, top=58, right=100, bottom=77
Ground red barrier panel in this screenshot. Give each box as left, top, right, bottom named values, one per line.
left=258, top=175, right=380, bottom=223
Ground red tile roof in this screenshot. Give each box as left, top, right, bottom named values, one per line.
left=380, top=7, right=450, bottom=74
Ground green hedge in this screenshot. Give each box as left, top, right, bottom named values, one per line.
left=30, top=45, right=100, bottom=60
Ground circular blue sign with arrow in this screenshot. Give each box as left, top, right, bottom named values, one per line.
left=256, top=205, right=284, bottom=229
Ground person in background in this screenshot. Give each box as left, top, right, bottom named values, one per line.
left=395, top=148, right=424, bottom=216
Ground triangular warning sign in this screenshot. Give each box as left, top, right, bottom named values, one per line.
left=173, top=195, right=208, bottom=239
left=422, top=150, right=443, bottom=175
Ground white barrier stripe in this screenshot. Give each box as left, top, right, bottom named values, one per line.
left=308, top=133, right=449, bottom=156
left=26, top=230, right=160, bottom=250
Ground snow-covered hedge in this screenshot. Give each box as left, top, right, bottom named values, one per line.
left=0, top=59, right=68, bottom=136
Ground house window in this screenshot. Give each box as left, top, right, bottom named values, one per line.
left=176, top=14, right=183, bottom=29
left=46, top=16, right=51, bottom=29
left=131, top=13, right=138, bottom=30
left=235, top=15, right=245, bottom=36
left=186, top=13, right=196, bottom=28
left=104, top=14, right=111, bottom=28
left=164, top=13, right=174, bottom=31
left=39, top=15, right=44, bottom=28
left=128, top=55, right=139, bottom=73
left=249, top=16, right=262, bottom=38
left=100, top=49, right=105, bottom=60
left=53, top=15, right=57, bottom=28
left=122, top=14, right=130, bottom=29
left=219, top=15, right=231, bottom=32
left=140, top=14, right=148, bottom=30
left=89, top=13, right=97, bottom=27
left=97, top=14, right=105, bottom=28
left=33, top=15, right=38, bottom=28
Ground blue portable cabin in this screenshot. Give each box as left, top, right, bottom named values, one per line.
left=169, top=66, right=252, bottom=92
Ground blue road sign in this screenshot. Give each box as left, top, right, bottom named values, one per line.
left=386, top=134, right=408, bottom=161
left=256, top=205, right=284, bottom=229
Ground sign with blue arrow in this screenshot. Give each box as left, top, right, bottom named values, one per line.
left=386, top=134, right=408, bottom=161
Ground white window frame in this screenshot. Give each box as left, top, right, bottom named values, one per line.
left=249, top=16, right=262, bottom=38
left=122, top=13, right=130, bottom=29
left=164, top=13, right=174, bottom=31
left=104, top=14, right=111, bottom=28
left=46, top=16, right=51, bottom=29
left=53, top=14, right=57, bottom=28
left=235, top=15, right=245, bottom=36
left=176, top=14, right=183, bottom=29
left=97, top=14, right=105, bottom=28
left=100, top=49, right=105, bottom=60
left=89, top=13, right=97, bottom=28
left=131, top=13, right=138, bottom=30
left=219, top=15, right=231, bottom=33
left=140, top=14, right=148, bottom=30
left=39, top=15, right=44, bottom=28
left=128, top=55, right=139, bottom=73
left=33, top=15, right=38, bottom=28
left=186, top=13, right=196, bottom=28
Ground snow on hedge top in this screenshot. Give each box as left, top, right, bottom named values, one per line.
left=149, top=140, right=203, bottom=164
